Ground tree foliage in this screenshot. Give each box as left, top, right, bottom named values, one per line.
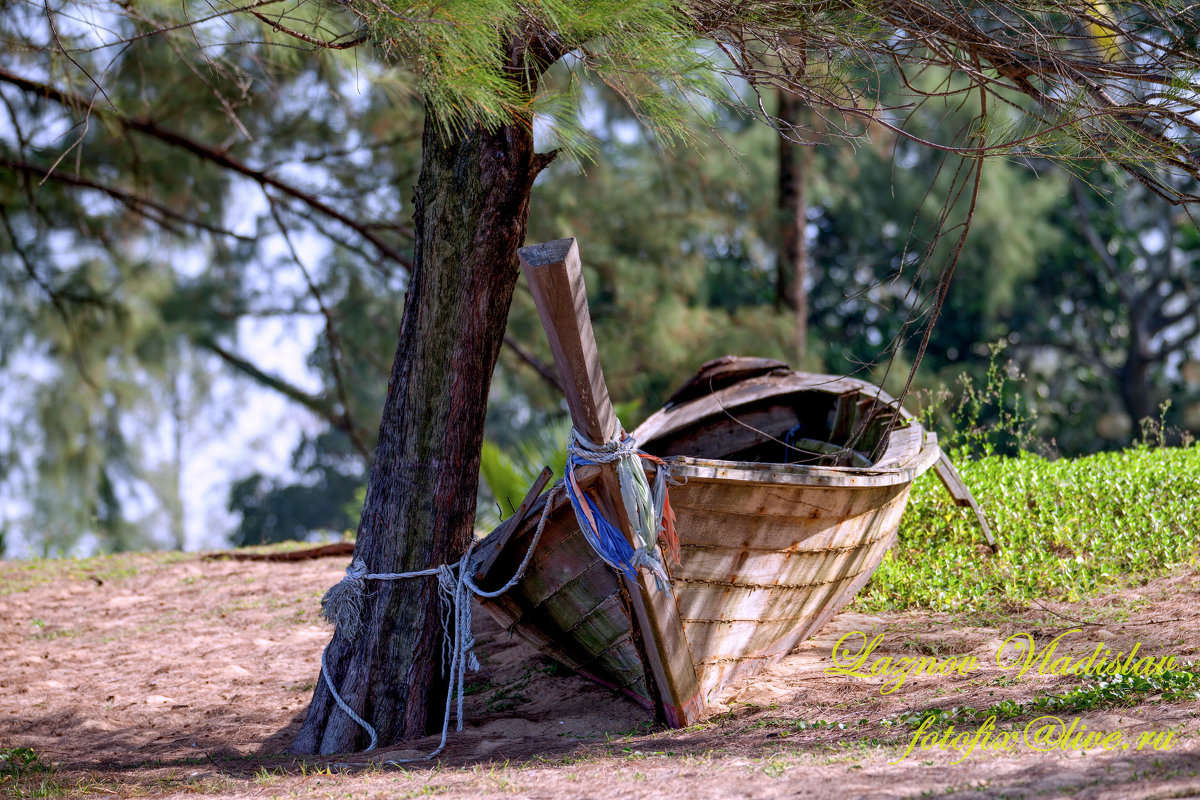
left=1009, top=168, right=1200, bottom=450
left=2, top=0, right=1198, bottom=556
left=3, top=0, right=1199, bottom=753
left=0, top=0, right=419, bottom=552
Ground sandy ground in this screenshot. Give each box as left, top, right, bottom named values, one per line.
left=2, top=551, right=1199, bottom=799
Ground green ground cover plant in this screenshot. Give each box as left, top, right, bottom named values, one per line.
left=858, top=444, right=1200, bottom=614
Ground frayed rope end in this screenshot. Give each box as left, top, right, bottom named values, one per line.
left=320, top=557, right=368, bottom=640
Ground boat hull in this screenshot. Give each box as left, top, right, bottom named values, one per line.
left=476, top=491, right=655, bottom=708
left=665, top=466, right=918, bottom=701
left=475, top=364, right=940, bottom=718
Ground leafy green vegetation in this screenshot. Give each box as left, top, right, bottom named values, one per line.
left=0, top=748, right=62, bottom=800
left=6, top=0, right=1198, bottom=557
left=0, top=749, right=49, bottom=777
left=858, top=444, right=1200, bottom=614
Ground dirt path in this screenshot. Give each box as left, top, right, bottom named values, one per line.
left=2, top=553, right=1198, bottom=799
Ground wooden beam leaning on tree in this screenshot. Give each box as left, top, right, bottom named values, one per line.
left=519, top=238, right=703, bottom=727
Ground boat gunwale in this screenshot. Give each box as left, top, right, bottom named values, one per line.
left=635, top=370, right=910, bottom=440
left=479, top=371, right=943, bottom=561
left=632, top=370, right=941, bottom=489
left=474, top=364, right=941, bottom=720
left=486, top=433, right=938, bottom=546
left=662, top=436, right=940, bottom=489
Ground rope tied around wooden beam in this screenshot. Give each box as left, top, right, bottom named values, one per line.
left=564, top=424, right=681, bottom=590
left=315, top=423, right=680, bottom=761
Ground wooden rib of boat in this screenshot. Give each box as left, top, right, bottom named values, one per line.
left=473, top=238, right=991, bottom=726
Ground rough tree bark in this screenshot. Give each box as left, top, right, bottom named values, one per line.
left=292, top=42, right=556, bottom=753
left=776, top=88, right=811, bottom=363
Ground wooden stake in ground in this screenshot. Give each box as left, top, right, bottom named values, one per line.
left=517, top=237, right=703, bottom=727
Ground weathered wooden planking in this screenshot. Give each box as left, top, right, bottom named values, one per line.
left=659, top=442, right=915, bottom=694
left=637, top=372, right=906, bottom=444
left=534, top=560, right=628, bottom=631
left=519, top=238, right=702, bottom=727
left=873, top=424, right=927, bottom=469
left=690, top=526, right=901, bottom=698
left=475, top=488, right=653, bottom=703
left=485, top=589, right=652, bottom=696
left=690, top=579, right=850, bottom=697
left=575, top=631, right=651, bottom=688
left=678, top=527, right=900, bottom=653
left=830, top=389, right=863, bottom=443
left=686, top=577, right=853, bottom=663
left=664, top=453, right=935, bottom=490
left=669, top=476, right=909, bottom=679
left=784, top=437, right=874, bottom=467
left=485, top=586, right=653, bottom=705
left=664, top=356, right=791, bottom=407
left=520, top=526, right=614, bottom=606
left=671, top=525, right=893, bottom=600
left=475, top=349, right=945, bottom=724
left=674, top=578, right=855, bottom=625
left=646, top=402, right=808, bottom=459
left=676, top=519, right=903, bottom=663
left=573, top=632, right=655, bottom=708
left=517, top=238, right=618, bottom=440
left=668, top=484, right=897, bottom=529
left=798, top=528, right=901, bottom=646
left=667, top=483, right=909, bottom=547
left=483, top=587, right=638, bottom=674
left=933, top=450, right=998, bottom=551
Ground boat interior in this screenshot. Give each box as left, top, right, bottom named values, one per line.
left=638, top=388, right=900, bottom=469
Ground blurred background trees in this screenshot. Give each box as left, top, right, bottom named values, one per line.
left=2, top=0, right=1198, bottom=556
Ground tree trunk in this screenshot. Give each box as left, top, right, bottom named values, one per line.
left=291, top=102, right=547, bottom=753
left=776, top=89, right=810, bottom=363
left=1119, top=343, right=1153, bottom=433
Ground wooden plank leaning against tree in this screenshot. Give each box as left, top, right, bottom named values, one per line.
left=518, top=238, right=703, bottom=727
left=5, top=0, right=1198, bottom=756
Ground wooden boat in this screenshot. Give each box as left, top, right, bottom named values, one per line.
left=473, top=238, right=991, bottom=726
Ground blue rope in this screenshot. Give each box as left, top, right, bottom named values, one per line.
left=563, top=427, right=671, bottom=588
left=564, top=453, right=638, bottom=579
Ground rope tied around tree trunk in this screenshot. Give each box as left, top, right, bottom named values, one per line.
left=314, top=422, right=680, bottom=763
left=316, top=483, right=562, bottom=763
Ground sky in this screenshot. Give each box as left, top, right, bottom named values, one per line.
left=179, top=315, right=326, bottom=551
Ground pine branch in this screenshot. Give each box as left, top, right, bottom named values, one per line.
left=0, top=67, right=413, bottom=271
left=197, top=337, right=373, bottom=462
left=502, top=333, right=563, bottom=394
left=1071, top=180, right=1135, bottom=305
left=0, top=204, right=102, bottom=391
left=1157, top=317, right=1200, bottom=357
left=264, top=192, right=374, bottom=464
left=0, top=156, right=255, bottom=241
left=248, top=11, right=369, bottom=49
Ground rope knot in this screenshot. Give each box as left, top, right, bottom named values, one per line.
left=315, top=484, right=564, bottom=764
left=320, top=557, right=369, bottom=640
left=565, top=421, right=681, bottom=578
